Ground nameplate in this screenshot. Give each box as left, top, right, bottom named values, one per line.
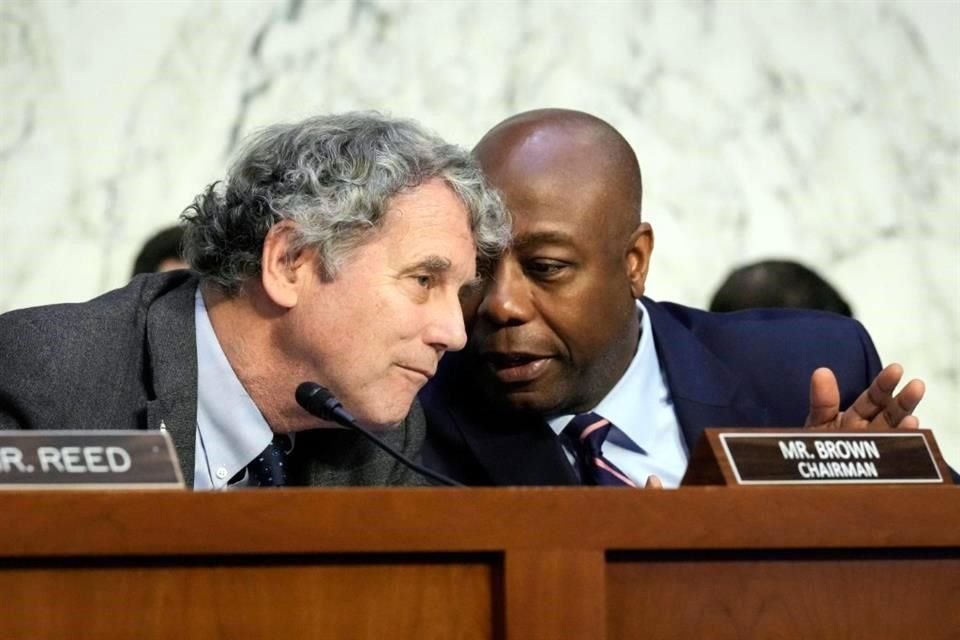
left=682, top=428, right=952, bottom=486
left=0, top=431, right=184, bottom=489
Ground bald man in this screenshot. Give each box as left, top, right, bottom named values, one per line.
left=420, top=108, right=930, bottom=487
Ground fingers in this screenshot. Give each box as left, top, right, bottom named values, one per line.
left=644, top=475, right=663, bottom=489
left=804, top=367, right=840, bottom=428
left=841, top=363, right=903, bottom=429
left=897, top=414, right=920, bottom=430
left=805, top=364, right=924, bottom=431
left=867, top=377, right=925, bottom=429
left=840, top=363, right=926, bottom=429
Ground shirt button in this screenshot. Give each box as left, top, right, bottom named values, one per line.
left=215, top=467, right=228, bottom=480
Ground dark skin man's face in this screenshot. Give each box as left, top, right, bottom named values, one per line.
left=467, top=121, right=652, bottom=418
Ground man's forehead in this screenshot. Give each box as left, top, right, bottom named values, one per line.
left=500, top=167, right=617, bottom=236
left=337, top=182, right=476, bottom=280
left=386, top=178, right=464, bottom=220
left=496, top=181, right=635, bottom=259
left=482, top=137, right=616, bottom=214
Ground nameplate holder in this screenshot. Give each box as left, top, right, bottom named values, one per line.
left=681, top=428, right=952, bottom=486
left=0, top=431, right=184, bottom=489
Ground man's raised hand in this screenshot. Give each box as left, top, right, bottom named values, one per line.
left=805, top=364, right=924, bottom=430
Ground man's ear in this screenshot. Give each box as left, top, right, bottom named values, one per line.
left=261, top=220, right=315, bottom=309
left=625, top=222, right=654, bottom=299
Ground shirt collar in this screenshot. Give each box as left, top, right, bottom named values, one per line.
left=195, top=288, right=274, bottom=488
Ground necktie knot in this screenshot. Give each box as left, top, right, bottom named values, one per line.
left=245, top=433, right=293, bottom=487
left=562, top=412, right=637, bottom=487
left=562, top=413, right=613, bottom=458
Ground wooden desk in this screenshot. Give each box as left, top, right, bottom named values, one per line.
left=2, top=487, right=958, bottom=639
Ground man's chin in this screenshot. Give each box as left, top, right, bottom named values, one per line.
left=351, top=402, right=412, bottom=432
left=475, top=372, right=548, bottom=414
left=497, top=387, right=569, bottom=418
left=323, top=383, right=415, bottom=429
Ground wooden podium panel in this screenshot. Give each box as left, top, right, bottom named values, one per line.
left=1, top=487, right=958, bottom=640
left=3, top=559, right=494, bottom=639
left=608, top=553, right=960, bottom=639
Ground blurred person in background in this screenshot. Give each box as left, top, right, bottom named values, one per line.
left=709, top=259, right=852, bottom=317
left=131, top=226, right=188, bottom=276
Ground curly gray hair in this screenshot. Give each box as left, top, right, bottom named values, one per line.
left=181, top=112, right=510, bottom=294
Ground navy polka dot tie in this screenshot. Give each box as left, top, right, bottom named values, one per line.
left=245, top=433, right=292, bottom=487
left=562, top=413, right=637, bottom=487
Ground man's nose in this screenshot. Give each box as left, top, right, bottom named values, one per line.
left=478, top=258, right=534, bottom=326
left=426, top=290, right=469, bottom=353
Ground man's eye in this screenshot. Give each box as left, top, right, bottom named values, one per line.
left=415, top=274, right=434, bottom=288
left=525, top=260, right=568, bottom=278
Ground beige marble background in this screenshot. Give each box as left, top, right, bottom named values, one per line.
left=1, top=0, right=957, bottom=465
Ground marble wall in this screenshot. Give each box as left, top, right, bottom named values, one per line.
left=1, top=0, right=958, bottom=465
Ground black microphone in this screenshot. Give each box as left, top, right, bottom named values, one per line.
left=295, top=382, right=463, bottom=487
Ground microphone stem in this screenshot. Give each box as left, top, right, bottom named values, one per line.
left=295, top=381, right=463, bottom=487
left=344, top=421, right=464, bottom=487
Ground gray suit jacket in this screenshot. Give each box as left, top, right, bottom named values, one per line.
left=0, top=271, right=428, bottom=487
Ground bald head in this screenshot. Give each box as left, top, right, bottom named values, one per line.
left=474, top=109, right=643, bottom=231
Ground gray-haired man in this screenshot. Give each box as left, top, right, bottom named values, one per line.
left=0, top=112, right=510, bottom=488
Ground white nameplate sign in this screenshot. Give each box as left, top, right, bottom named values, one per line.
left=0, top=431, right=183, bottom=489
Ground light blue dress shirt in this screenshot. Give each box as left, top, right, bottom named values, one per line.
left=192, top=289, right=280, bottom=490
left=548, top=300, right=689, bottom=488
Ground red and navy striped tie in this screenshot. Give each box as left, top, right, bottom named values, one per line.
left=562, top=413, right=637, bottom=487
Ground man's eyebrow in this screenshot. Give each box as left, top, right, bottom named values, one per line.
left=512, top=230, right=576, bottom=251
left=404, top=256, right=452, bottom=274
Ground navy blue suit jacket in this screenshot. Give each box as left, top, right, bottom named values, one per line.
left=420, top=298, right=884, bottom=486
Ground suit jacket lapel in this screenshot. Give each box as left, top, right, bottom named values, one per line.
left=442, top=377, right=577, bottom=485
left=144, top=276, right=200, bottom=487
left=644, top=299, right=769, bottom=451
left=466, top=417, right=577, bottom=485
